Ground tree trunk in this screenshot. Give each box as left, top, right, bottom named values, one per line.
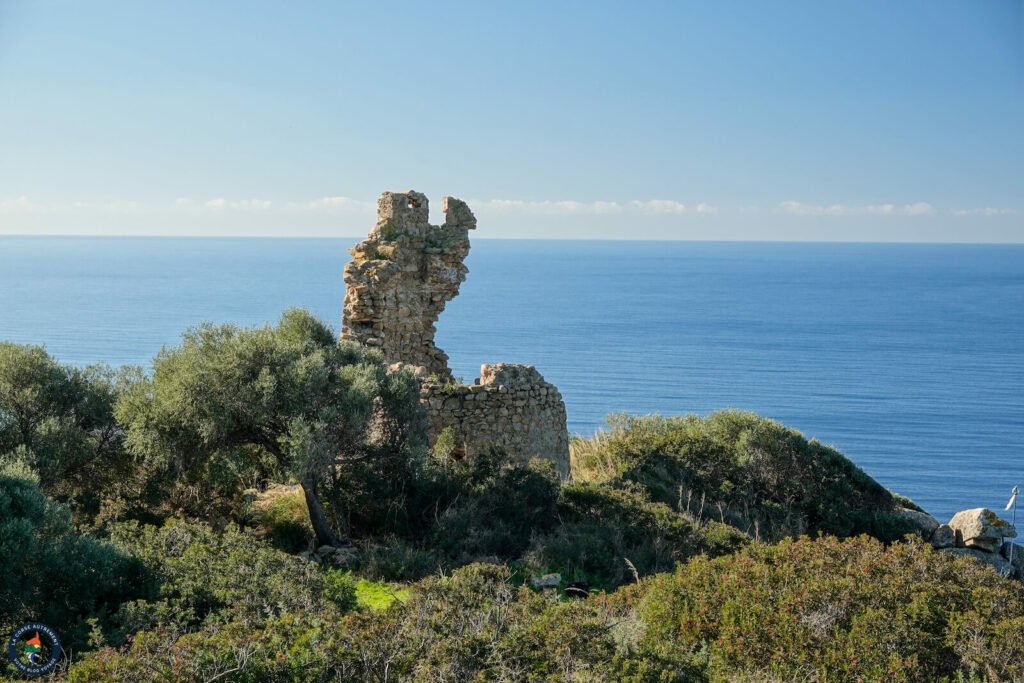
left=302, top=477, right=345, bottom=547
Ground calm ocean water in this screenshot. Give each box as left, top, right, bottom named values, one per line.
left=1, top=236, right=1021, bottom=522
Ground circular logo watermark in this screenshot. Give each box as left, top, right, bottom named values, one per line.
left=7, top=623, right=61, bottom=676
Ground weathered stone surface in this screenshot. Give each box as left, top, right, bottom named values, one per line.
left=896, top=507, right=939, bottom=539
left=931, top=524, right=955, bottom=549
left=532, top=572, right=561, bottom=588
left=424, top=364, right=570, bottom=477
left=942, top=547, right=1015, bottom=578
left=308, top=544, right=360, bottom=568
left=948, top=508, right=1017, bottom=552
left=341, top=191, right=475, bottom=378
left=1001, top=542, right=1024, bottom=578
left=341, top=191, right=571, bottom=476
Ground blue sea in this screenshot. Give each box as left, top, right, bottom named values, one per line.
left=1, top=236, right=1021, bottom=522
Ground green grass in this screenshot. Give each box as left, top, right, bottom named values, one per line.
left=355, top=578, right=410, bottom=611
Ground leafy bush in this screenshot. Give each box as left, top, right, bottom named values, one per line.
left=0, top=461, right=138, bottom=652
left=635, top=535, right=1024, bottom=682
left=528, top=481, right=748, bottom=589
left=0, top=342, right=137, bottom=522
left=572, top=411, right=917, bottom=543
left=345, top=447, right=562, bottom=580
left=353, top=446, right=747, bottom=588
left=418, top=448, right=562, bottom=561
left=108, top=519, right=356, bottom=637
left=67, top=563, right=678, bottom=682
left=357, top=537, right=446, bottom=582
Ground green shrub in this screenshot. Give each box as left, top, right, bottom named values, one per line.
left=419, top=449, right=561, bottom=561
left=527, top=481, right=748, bottom=589
left=109, top=519, right=355, bottom=636
left=0, top=461, right=139, bottom=654
left=354, top=446, right=748, bottom=589
left=357, top=537, right=446, bottom=581
left=636, top=535, right=1024, bottom=682
left=572, top=411, right=917, bottom=543
left=0, top=342, right=138, bottom=524
left=67, top=563, right=676, bottom=682
left=62, top=539, right=1024, bottom=682
left=347, top=447, right=563, bottom=580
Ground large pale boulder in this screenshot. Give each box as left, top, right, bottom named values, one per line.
left=896, top=507, right=939, bottom=539
left=948, top=508, right=1017, bottom=553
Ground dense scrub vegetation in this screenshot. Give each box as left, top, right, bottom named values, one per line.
left=634, top=535, right=1024, bottom=681
left=571, top=411, right=917, bottom=543
left=56, top=541, right=1024, bottom=682
left=0, top=462, right=134, bottom=646
left=2, top=309, right=1022, bottom=681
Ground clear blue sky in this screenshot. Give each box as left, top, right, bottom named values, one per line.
left=0, top=0, right=1021, bottom=240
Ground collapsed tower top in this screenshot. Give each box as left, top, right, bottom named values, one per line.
left=340, top=190, right=475, bottom=378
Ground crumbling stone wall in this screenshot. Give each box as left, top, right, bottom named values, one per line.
left=423, top=364, right=570, bottom=477
left=341, top=191, right=570, bottom=475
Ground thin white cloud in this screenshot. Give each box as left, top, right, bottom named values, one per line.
left=0, top=195, right=380, bottom=219
left=778, top=201, right=935, bottom=216
left=631, top=200, right=686, bottom=215
left=901, top=202, right=935, bottom=216
left=13, top=196, right=998, bottom=224
left=0, top=196, right=41, bottom=212
left=295, top=197, right=376, bottom=213
left=474, top=199, right=625, bottom=215
left=952, top=207, right=1017, bottom=216
left=64, top=196, right=375, bottom=214
left=201, top=198, right=274, bottom=211
left=475, top=198, right=718, bottom=216
left=72, top=200, right=151, bottom=213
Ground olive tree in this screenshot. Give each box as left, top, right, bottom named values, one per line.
left=115, top=308, right=426, bottom=547
left=0, top=342, right=129, bottom=512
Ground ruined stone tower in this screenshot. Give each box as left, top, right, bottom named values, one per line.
left=340, top=190, right=474, bottom=379
left=341, top=191, right=571, bottom=476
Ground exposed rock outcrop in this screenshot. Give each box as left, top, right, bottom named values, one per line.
left=341, top=191, right=571, bottom=475
left=938, top=508, right=1020, bottom=580
left=948, top=507, right=1017, bottom=553
left=944, top=547, right=1015, bottom=578
left=931, top=524, right=955, bottom=549
left=896, top=507, right=939, bottom=539
left=1001, top=542, right=1024, bottom=577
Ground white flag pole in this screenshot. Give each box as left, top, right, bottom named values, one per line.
left=1007, top=486, right=1019, bottom=565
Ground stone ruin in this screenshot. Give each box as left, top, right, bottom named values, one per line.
left=341, top=190, right=571, bottom=476
left=898, top=505, right=1023, bottom=580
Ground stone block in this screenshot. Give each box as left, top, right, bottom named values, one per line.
left=931, top=524, right=955, bottom=548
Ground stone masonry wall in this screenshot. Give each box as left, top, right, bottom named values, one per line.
left=422, top=364, right=570, bottom=478
left=341, top=191, right=570, bottom=475
left=340, top=190, right=475, bottom=379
